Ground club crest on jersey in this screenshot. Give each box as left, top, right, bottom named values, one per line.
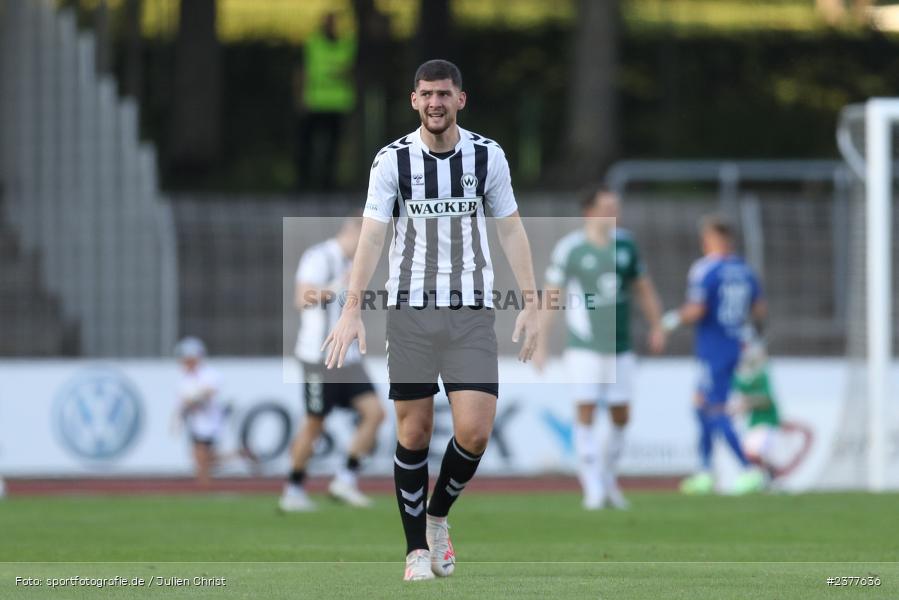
left=461, top=173, right=478, bottom=190
left=580, top=254, right=598, bottom=270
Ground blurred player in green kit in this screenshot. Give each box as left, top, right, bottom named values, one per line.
left=730, top=340, right=812, bottom=485
left=536, top=186, right=666, bottom=509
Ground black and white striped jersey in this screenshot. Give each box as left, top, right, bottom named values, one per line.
left=294, top=239, right=361, bottom=365
left=363, top=126, right=518, bottom=307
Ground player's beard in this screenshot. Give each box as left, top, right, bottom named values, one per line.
left=421, top=110, right=454, bottom=135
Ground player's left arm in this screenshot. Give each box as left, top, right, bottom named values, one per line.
left=294, top=249, right=345, bottom=311
left=633, top=275, right=666, bottom=354
left=487, top=146, right=540, bottom=362
left=749, top=270, right=767, bottom=333
left=661, top=260, right=708, bottom=332
left=496, top=212, right=540, bottom=362
left=179, top=387, right=213, bottom=418
left=180, top=371, right=219, bottom=415
left=678, top=302, right=706, bottom=326
left=662, top=299, right=706, bottom=333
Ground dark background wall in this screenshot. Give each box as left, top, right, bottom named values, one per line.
left=118, top=29, right=899, bottom=192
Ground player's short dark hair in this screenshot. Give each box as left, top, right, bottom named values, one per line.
left=580, top=184, right=614, bottom=213
left=413, top=59, right=463, bottom=90
left=701, top=214, right=736, bottom=240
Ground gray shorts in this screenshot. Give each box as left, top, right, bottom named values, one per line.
left=386, top=305, right=498, bottom=400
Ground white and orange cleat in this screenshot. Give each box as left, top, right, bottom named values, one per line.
left=404, top=549, right=435, bottom=581
left=426, top=515, right=456, bottom=577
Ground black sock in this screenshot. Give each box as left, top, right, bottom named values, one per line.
left=346, top=455, right=361, bottom=472
left=427, top=437, right=482, bottom=518
left=394, top=442, right=429, bottom=554
left=289, top=469, right=306, bottom=486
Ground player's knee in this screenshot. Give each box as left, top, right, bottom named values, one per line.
left=575, top=403, right=595, bottom=425
left=397, top=418, right=432, bottom=449
left=364, top=401, right=386, bottom=425
left=368, top=410, right=385, bottom=428
left=610, top=407, right=629, bottom=427
left=611, top=415, right=629, bottom=428
left=398, top=428, right=431, bottom=450
left=303, top=416, right=325, bottom=435
left=397, top=407, right=432, bottom=428
left=455, top=428, right=490, bottom=455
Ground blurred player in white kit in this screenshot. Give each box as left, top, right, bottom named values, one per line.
left=175, top=336, right=253, bottom=486
left=279, top=216, right=385, bottom=512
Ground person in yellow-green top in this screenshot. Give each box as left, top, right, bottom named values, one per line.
left=295, top=12, right=357, bottom=190
left=729, top=340, right=813, bottom=485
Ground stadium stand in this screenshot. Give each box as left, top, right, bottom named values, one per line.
left=0, top=190, right=74, bottom=355
left=0, top=0, right=177, bottom=357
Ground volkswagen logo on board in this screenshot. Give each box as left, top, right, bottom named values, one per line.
left=54, top=367, right=143, bottom=460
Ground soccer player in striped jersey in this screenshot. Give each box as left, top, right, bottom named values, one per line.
left=280, top=216, right=386, bottom=512
left=536, top=187, right=666, bottom=510
left=322, top=59, right=540, bottom=581
left=662, top=215, right=767, bottom=495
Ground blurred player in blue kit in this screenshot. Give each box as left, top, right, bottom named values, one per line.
left=662, top=216, right=766, bottom=495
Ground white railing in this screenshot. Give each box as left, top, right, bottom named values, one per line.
left=0, top=0, right=177, bottom=356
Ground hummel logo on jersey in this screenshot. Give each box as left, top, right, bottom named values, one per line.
left=412, top=173, right=424, bottom=185
left=405, top=198, right=481, bottom=218
left=460, top=173, right=478, bottom=190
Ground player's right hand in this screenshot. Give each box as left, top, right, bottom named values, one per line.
left=648, top=326, right=666, bottom=354
left=321, top=309, right=366, bottom=369
left=512, top=306, right=540, bottom=363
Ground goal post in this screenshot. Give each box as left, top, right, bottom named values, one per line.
left=835, top=98, right=898, bottom=492
left=864, top=99, right=897, bottom=492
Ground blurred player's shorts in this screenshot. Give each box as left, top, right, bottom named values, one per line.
left=743, top=425, right=776, bottom=461
left=696, top=358, right=738, bottom=404
left=565, top=349, right=633, bottom=404
left=743, top=423, right=813, bottom=478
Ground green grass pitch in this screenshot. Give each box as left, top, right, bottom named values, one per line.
left=1, top=491, right=897, bottom=599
